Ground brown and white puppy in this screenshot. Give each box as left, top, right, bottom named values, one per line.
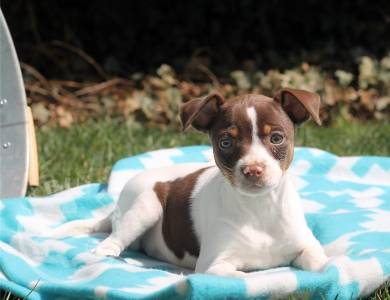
left=56, top=88, right=328, bottom=276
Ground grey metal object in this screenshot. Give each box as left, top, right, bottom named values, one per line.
left=0, top=9, right=29, bottom=198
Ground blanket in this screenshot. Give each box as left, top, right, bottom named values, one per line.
left=1, top=146, right=389, bottom=300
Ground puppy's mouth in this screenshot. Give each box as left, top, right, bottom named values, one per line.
left=234, top=176, right=273, bottom=195
left=232, top=167, right=283, bottom=195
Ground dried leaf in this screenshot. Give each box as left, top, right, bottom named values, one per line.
left=231, top=70, right=251, bottom=91
left=335, top=70, right=354, bottom=87
left=359, top=90, right=377, bottom=111
left=376, top=97, right=390, bottom=111
left=56, top=106, right=73, bottom=128
left=157, top=64, right=177, bottom=85
left=31, top=102, right=51, bottom=123
left=359, top=56, right=378, bottom=89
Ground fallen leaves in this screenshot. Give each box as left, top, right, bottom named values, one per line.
left=23, top=54, right=389, bottom=128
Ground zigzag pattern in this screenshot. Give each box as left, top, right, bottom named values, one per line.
left=1, top=146, right=389, bottom=299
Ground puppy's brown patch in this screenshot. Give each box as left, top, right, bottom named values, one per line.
left=154, top=167, right=210, bottom=259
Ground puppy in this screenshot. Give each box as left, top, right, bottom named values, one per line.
left=57, top=88, right=328, bottom=276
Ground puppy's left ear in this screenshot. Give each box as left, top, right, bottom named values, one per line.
left=274, top=88, right=322, bottom=125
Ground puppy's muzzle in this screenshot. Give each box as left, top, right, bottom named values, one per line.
left=241, top=163, right=265, bottom=184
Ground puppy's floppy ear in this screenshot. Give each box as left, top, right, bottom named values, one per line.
left=180, top=93, right=225, bottom=132
left=274, top=88, right=322, bottom=125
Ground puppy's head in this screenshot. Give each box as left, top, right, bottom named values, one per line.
left=180, top=88, right=321, bottom=195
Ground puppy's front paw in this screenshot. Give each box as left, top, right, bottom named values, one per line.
left=93, top=238, right=122, bottom=257
left=293, top=246, right=329, bottom=272
left=203, top=263, right=246, bottom=278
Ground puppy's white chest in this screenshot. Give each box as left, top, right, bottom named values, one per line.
left=240, top=225, right=274, bottom=249
left=229, top=223, right=298, bottom=270
left=193, top=176, right=304, bottom=271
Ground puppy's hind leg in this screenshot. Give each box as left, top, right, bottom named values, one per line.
left=94, top=190, right=163, bottom=257
left=49, top=216, right=111, bottom=238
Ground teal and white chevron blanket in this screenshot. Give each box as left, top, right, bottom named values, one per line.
left=1, top=146, right=389, bottom=300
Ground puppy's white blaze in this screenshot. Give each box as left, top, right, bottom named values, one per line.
left=235, top=107, right=282, bottom=188
left=246, top=106, right=260, bottom=144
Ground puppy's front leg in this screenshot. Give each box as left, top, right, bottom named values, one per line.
left=203, top=262, right=246, bottom=277
left=293, top=242, right=328, bottom=272
left=196, top=251, right=246, bottom=277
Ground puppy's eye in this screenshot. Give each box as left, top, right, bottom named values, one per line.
left=219, top=136, right=233, bottom=149
left=270, top=132, right=284, bottom=144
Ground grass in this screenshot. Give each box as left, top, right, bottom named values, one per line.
left=28, top=118, right=390, bottom=196
left=2, top=118, right=389, bottom=299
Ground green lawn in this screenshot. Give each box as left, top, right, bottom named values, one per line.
left=5, top=118, right=385, bottom=299
left=29, top=118, right=390, bottom=196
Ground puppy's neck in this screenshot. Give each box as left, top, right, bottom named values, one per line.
left=221, top=171, right=290, bottom=204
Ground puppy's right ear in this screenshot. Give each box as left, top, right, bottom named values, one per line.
left=180, top=93, right=225, bottom=132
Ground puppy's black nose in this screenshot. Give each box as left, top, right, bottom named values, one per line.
left=241, top=163, right=265, bottom=178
